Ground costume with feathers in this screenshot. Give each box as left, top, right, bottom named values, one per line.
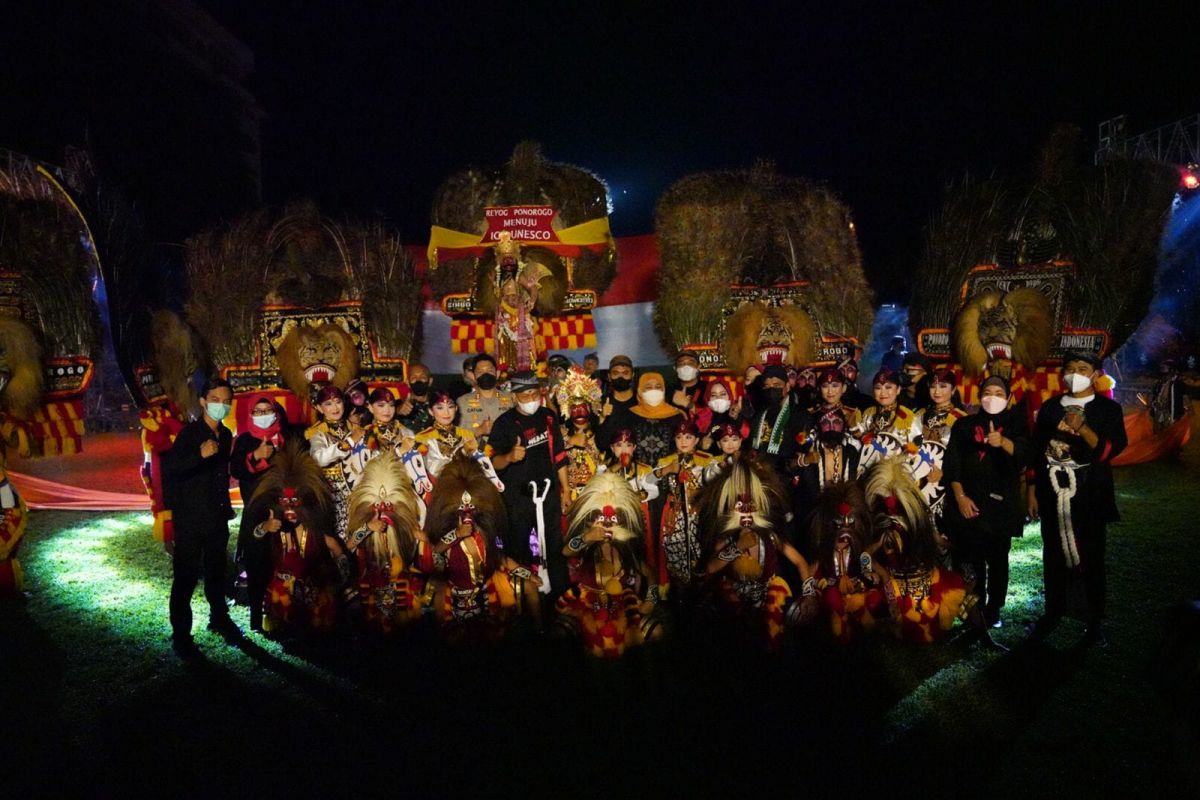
left=555, top=472, right=660, bottom=658
left=695, top=458, right=810, bottom=651
left=345, top=453, right=430, bottom=631
left=863, top=458, right=967, bottom=643
left=808, top=481, right=886, bottom=642
left=417, top=455, right=540, bottom=640
left=248, top=441, right=338, bottom=634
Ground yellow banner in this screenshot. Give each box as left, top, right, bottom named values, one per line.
left=427, top=216, right=613, bottom=267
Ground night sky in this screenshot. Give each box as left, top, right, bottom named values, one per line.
left=6, top=3, right=1199, bottom=302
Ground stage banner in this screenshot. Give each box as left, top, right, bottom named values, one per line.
left=450, top=312, right=597, bottom=355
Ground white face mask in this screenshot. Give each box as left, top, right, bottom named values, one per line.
left=708, top=398, right=731, bottom=414
left=641, top=389, right=665, bottom=407
left=1064, top=373, right=1093, bottom=393
left=676, top=365, right=698, bottom=382
left=251, top=412, right=277, bottom=429
left=518, top=400, right=541, bottom=415
left=980, top=396, right=1007, bottom=415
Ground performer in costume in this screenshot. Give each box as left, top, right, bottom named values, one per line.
left=555, top=471, right=662, bottom=657
left=599, top=428, right=659, bottom=572
left=344, top=453, right=430, bottom=632
left=695, top=457, right=812, bottom=651
left=838, top=358, right=874, bottom=412
left=491, top=232, right=550, bottom=376
left=913, top=365, right=967, bottom=542
left=1028, top=353, right=1127, bottom=644
left=247, top=440, right=340, bottom=636
left=654, top=419, right=715, bottom=595
left=864, top=458, right=968, bottom=643
left=811, top=367, right=862, bottom=429
left=231, top=397, right=296, bottom=632
left=794, top=407, right=862, bottom=514
left=859, top=368, right=923, bottom=446
left=418, top=454, right=541, bottom=640
left=942, top=375, right=1028, bottom=629
left=808, top=481, right=886, bottom=642
left=555, top=367, right=604, bottom=505
left=306, top=385, right=368, bottom=543
left=414, top=390, right=479, bottom=478
left=367, top=386, right=416, bottom=455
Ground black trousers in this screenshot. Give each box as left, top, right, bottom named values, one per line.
left=170, top=518, right=232, bottom=640
left=501, top=488, right=566, bottom=599
left=951, top=519, right=1013, bottom=620
left=1042, top=514, right=1107, bottom=623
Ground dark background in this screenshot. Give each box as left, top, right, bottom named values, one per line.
left=2, top=2, right=1196, bottom=302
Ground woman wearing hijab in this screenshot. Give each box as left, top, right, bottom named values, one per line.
left=625, top=372, right=685, bottom=552
left=695, top=378, right=748, bottom=455
left=231, top=396, right=301, bottom=631
left=941, top=375, right=1029, bottom=629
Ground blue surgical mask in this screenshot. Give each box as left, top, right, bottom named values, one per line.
left=252, top=412, right=277, bottom=429
left=205, top=401, right=231, bottom=422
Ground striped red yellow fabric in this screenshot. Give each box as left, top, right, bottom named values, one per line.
left=30, top=400, right=85, bottom=455
left=450, top=312, right=597, bottom=355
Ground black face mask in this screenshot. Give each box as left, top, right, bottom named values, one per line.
left=765, top=387, right=786, bottom=406
left=610, top=377, right=632, bottom=392
left=475, top=374, right=497, bottom=390
left=409, top=381, right=430, bottom=396
left=819, top=429, right=844, bottom=447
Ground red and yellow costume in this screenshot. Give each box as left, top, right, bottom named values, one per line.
left=555, top=472, right=659, bottom=658
left=139, top=403, right=186, bottom=544
left=808, top=482, right=886, bottom=642
left=344, top=453, right=430, bottom=632
left=0, top=415, right=29, bottom=593
left=656, top=447, right=714, bottom=590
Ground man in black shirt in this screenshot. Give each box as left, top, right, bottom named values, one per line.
left=399, top=363, right=435, bottom=432
left=596, top=354, right=638, bottom=449
left=1028, top=353, right=1127, bottom=644
left=668, top=350, right=705, bottom=413
left=163, top=379, right=237, bottom=657
left=488, top=371, right=571, bottom=598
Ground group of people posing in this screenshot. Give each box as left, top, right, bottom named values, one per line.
left=163, top=345, right=1127, bottom=659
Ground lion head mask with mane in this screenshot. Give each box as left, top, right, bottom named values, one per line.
left=0, top=316, right=44, bottom=421
left=724, top=301, right=816, bottom=375
left=277, top=322, right=360, bottom=399
left=952, top=287, right=1053, bottom=377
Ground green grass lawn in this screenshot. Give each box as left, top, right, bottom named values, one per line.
left=3, top=439, right=1199, bottom=796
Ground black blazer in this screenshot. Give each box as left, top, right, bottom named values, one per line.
left=163, top=418, right=233, bottom=526
left=1030, top=394, right=1128, bottom=524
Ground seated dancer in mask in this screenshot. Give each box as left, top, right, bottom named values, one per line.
left=695, top=457, right=812, bottom=651
left=808, top=481, right=886, bottom=642
left=247, top=441, right=340, bottom=636
left=864, top=458, right=968, bottom=643
left=696, top=378, right=748, bottom=455
left=417, top=454, right=542, bottom=640
left=344, top=453, right=430, bottom=632
left=555, top=367, right=604, bottom=505
left=942, top=375, right=1028, bottom=630
left=598, top=428, right=659, bottom=569
left=555, top=472, right=663, bottom=657
left=654, top=418, right=714, bottom=595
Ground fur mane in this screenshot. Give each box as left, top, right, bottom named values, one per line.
left=0, top=316, right=43, bottom=420
left=347, top=452, right=421, bottom=553
left=566, top=471, right=643, bottom=546
left=807, top=479, right=872, bottom=567
left=862, top=456, right=937, bottom=567
left=246, top=439, right=333, bottom=533
left=150, top=310, right=202, bottom=416
left=724, top=301, right=816, bottom=375
left=695, top=456, right=788, bottom=559
left=952, top=286, right=1054, bottom=376
left=426, top=454, right=507, bottom=567
left=276, top=322, right=360, bottom=398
